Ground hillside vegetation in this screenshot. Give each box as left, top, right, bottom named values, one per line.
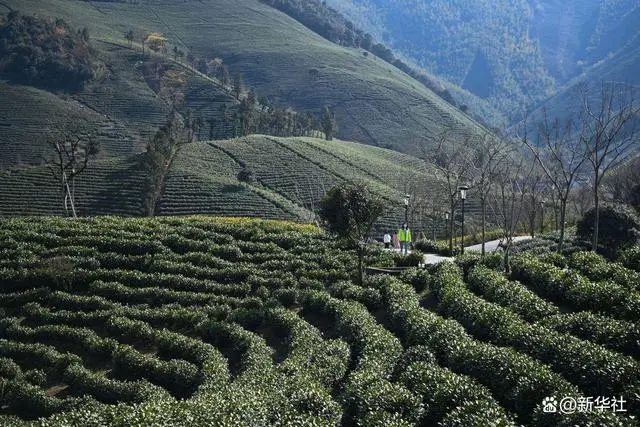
left=0, top=216, right=636, bottom=425
left=327, top=0, right=640, bottom=123
left=0, top=12, right=104, bottom=92
left=0, top=40, right=238, bottom=169
left=0, top=136, right=439, bottom=231
left=0, top=0, right=487, bottom=164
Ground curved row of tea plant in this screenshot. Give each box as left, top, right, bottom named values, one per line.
left=0, top=216, right=636, bottom=426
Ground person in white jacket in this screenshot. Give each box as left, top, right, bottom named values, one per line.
left=383, top=233, right=391, bottom=249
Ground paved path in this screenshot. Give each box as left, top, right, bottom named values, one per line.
left=465, top=235, right=532, bottom=253
left=423, top=253, right=454, bottom=264
left=422, top=236, right=532, bottom=265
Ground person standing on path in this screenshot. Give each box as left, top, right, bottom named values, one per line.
left=398, top=223, right=411, bottom=255
left=383, top=232, right=391, bottom=249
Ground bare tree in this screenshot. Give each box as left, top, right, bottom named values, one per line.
left=522, top=109, right=589, bottom=252
left=471, top=133, right=511, bottom=254
left=492, top=155, right=533, bottom=272
left=569, top=183, right=593, bottom=219
left=578, top=82, right=640, bottom=250
left=523, top=163, right=545, bottom=238
left=44, top=120, right=99, bottom=217
left=422, top=130, right=474, bottom=254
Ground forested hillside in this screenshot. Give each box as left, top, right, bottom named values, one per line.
left=326, top=0, right=640, bottom=123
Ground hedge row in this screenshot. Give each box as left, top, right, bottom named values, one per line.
left=432, top=263, right=640, bottom=402
left=23, top=302, right=216, bottom=332
left=195, top=319, right=342, bottom=425
left=569, top=251, right=640, bottom=291
left=377, top=276, right=629, bottom=426
left=63, top=363, right=169, bottom=404
left=0, top=320, right=117, bottom=360
left=399, top=361, right=514, bottom=426
left=466, top=266, right=559, bottom=322
left=112, top=344, right=200, bottom=398
left=0, top=378, right=86, bottom=419
left=0, top=339, right=81, bottom=374
left=328, top=281, right=382, bottom=311
left=303, top=290, right=422, bottom=426
left=88, top=281, right=249, bottom=308
left=265, top=307, right=350, bottom=391
left=511, top=254, right=640, bottom=321
left=536, top=312, right=640, bottom=358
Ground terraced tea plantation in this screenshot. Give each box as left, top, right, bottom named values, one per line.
left=0, top=216, right=637, bottom=426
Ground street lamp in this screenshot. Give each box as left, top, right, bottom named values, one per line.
left=403, top=194, right=410, bottom=225
left=540, top=200, right=545, bottom=234
left=444, top=211, right=449, bottom=241
left=459, top=185, right=469, bottom=254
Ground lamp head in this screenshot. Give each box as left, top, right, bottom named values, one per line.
left=458, top=185, right=469, bottom=200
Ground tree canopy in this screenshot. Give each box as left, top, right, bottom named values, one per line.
left=319, top=182, right=386, bottom=284
left=0, top=12, right=104, bottom=91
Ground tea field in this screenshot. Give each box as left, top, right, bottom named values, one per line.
left=0, top=216, right=637, bottom=426
left=2, top=135, right=465, bottom=235
left=0, top=0, right=487, bottom=159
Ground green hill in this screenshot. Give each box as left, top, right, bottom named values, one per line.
left=0, top=38, right=238, bottom=169
left=0, top=135, right=453, bottom=233
left=0, top=0, right=487, bottom=166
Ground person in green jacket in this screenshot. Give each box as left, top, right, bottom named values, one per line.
left=398, top=223, right=411, bottom=255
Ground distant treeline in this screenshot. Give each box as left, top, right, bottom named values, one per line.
left=0, top=11, right=105, bottom=91
left=259, top=0, right=458, bottom=108
left=221, top=93, right=327, bottom=139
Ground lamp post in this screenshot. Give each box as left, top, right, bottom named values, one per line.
left=444, top=211, right=449, bottom=242
left=404, top=194, right=410, bottom=226
left=540, top=200, right=545, bottom=234
left=459, top=186, right=469, bottom=254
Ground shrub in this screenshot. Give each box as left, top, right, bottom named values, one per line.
left=455, top=252, right=503, bottom=277
left=393, top=251, right=424, bottom=267
left=576, top=204, right=640, bottom=258
left=620, top=246, right=640, bottom=271
left=399, top=268, right=430, bottom=292
left=414, top=239, right=457, bottom=256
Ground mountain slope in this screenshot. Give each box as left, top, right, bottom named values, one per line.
left=0, top=0, right=488, bottom=159
left=0, top=37, right=239, bottom=169
left=326, top=0, right=639, bottom=122
left=325, top=0, right=554, bottom=117
left=0, top=136, right=441, bottom=232
left=522, top=31, right=640, bottom=135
